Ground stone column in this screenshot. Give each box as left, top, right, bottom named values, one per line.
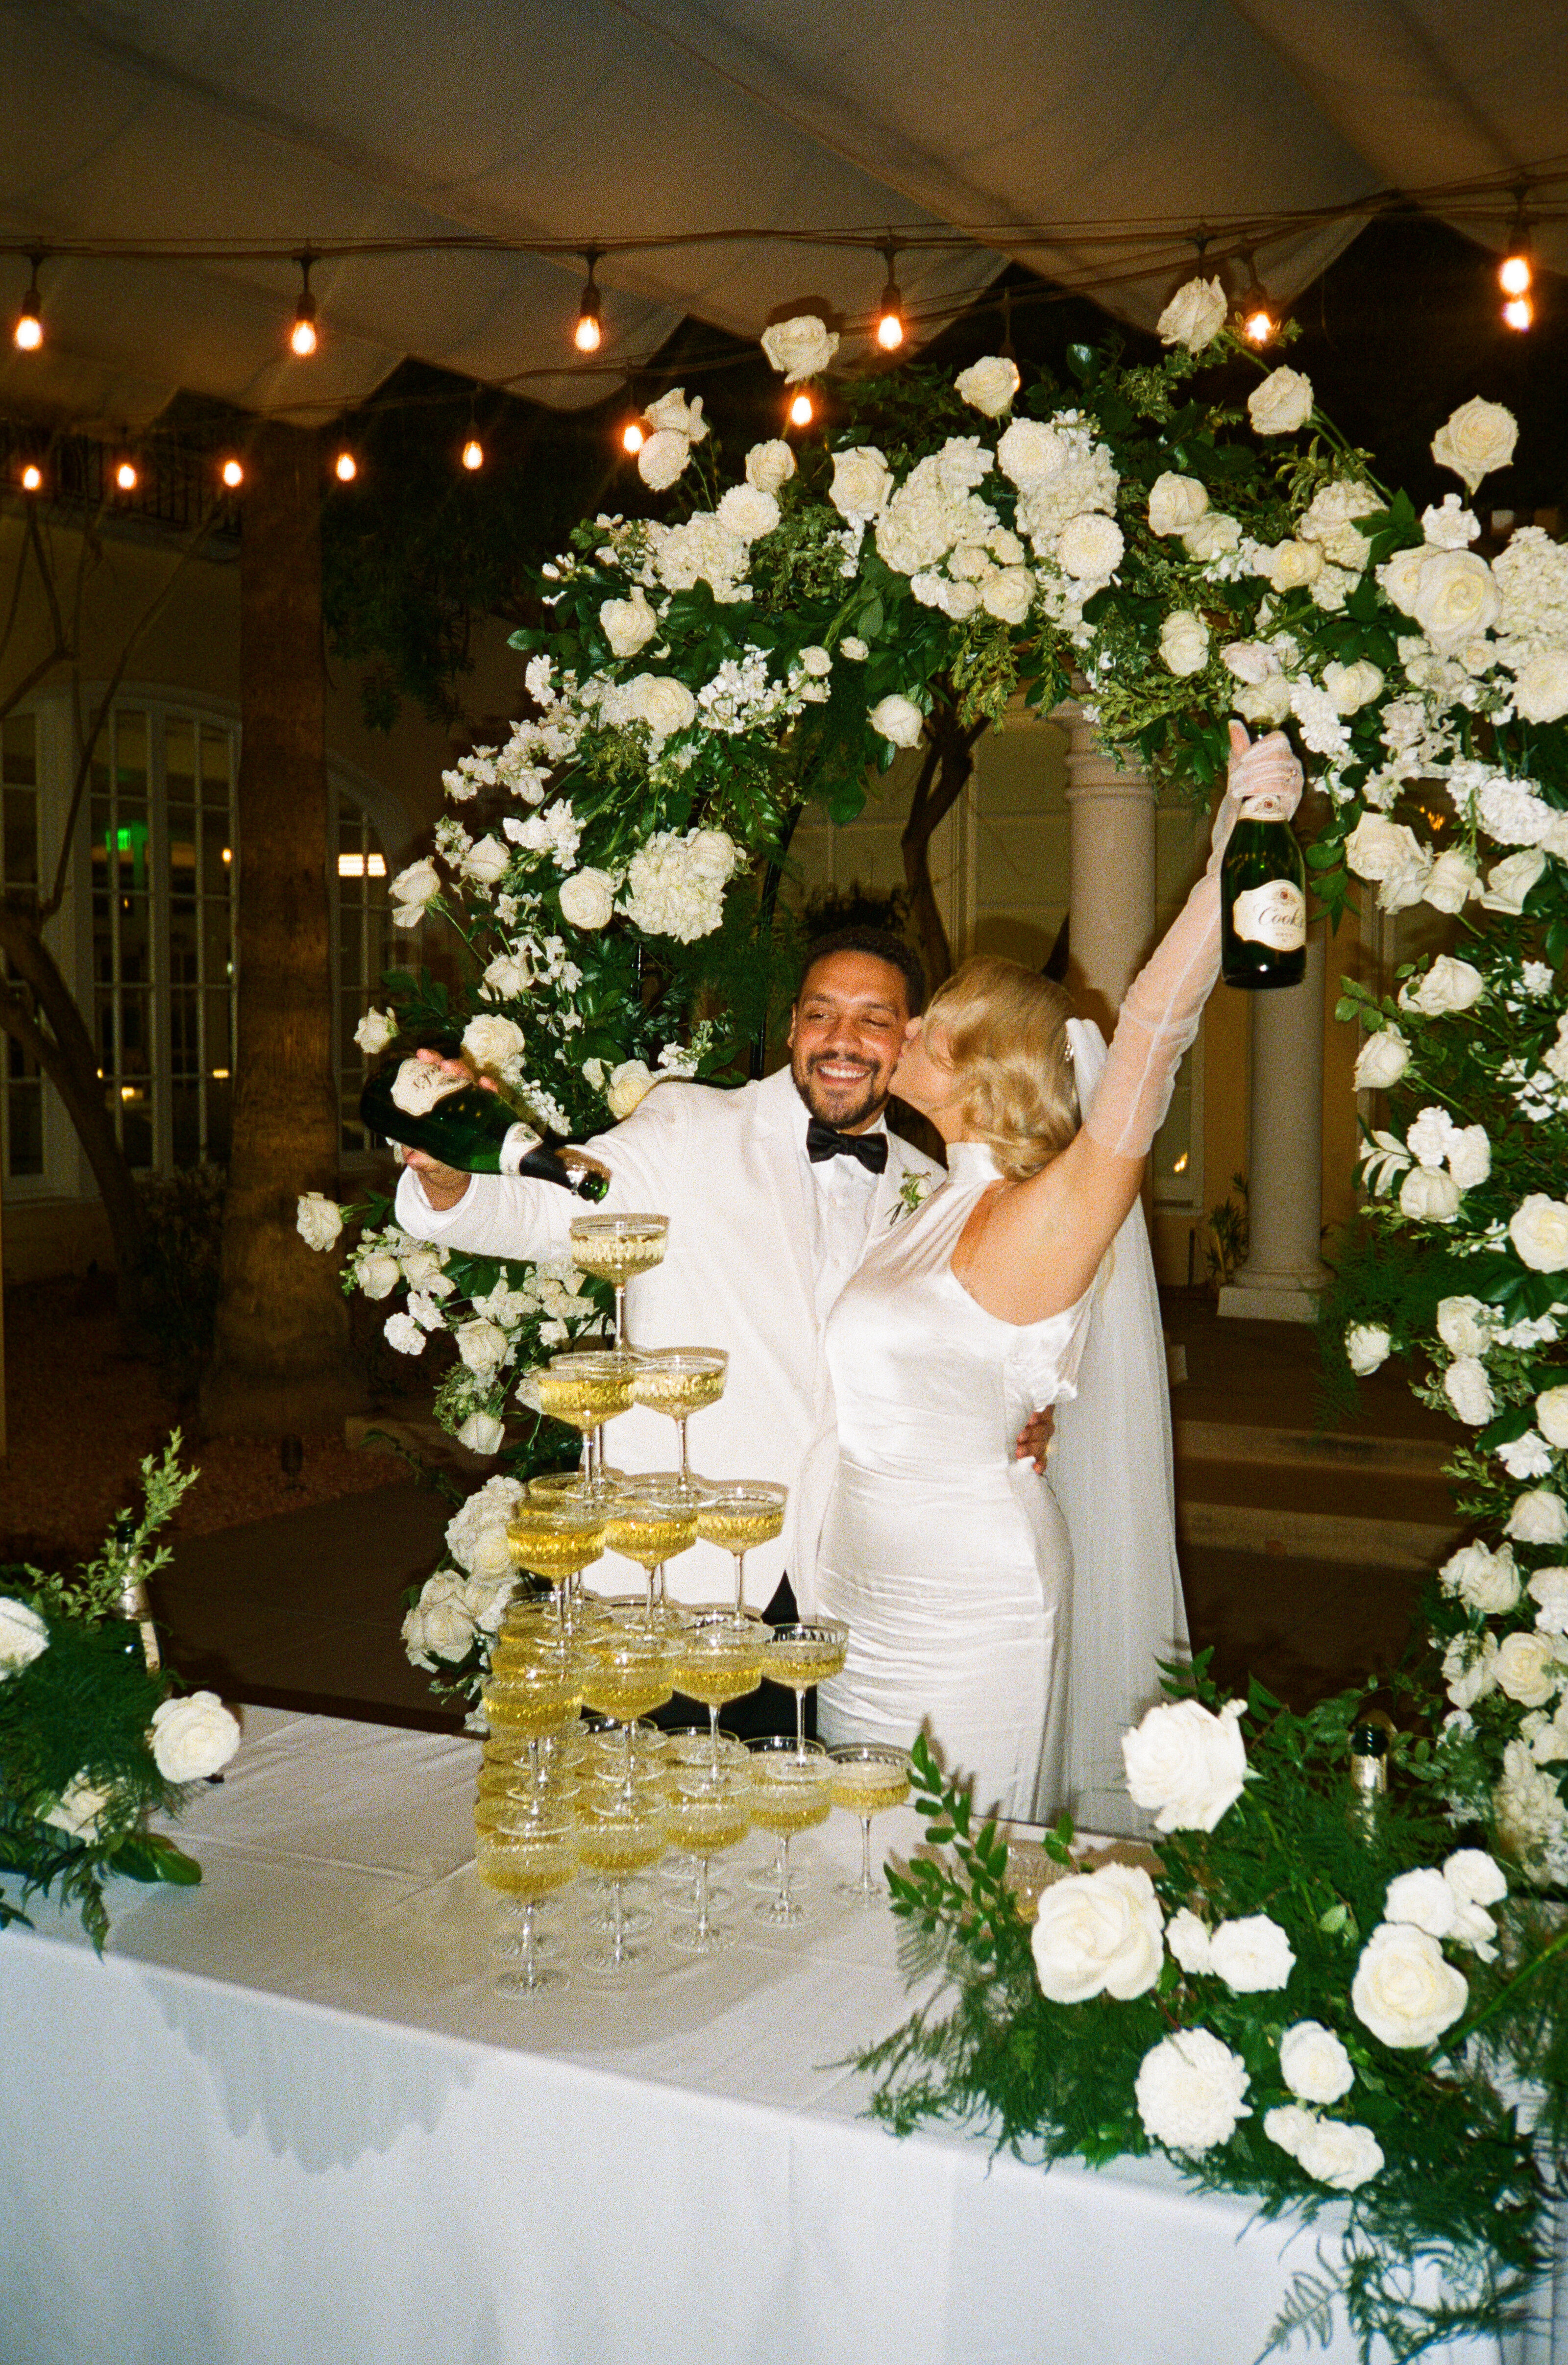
left=1055, top=699, right=1157, bottom=1035
left=1219, top=921, right=1329, bottom=1323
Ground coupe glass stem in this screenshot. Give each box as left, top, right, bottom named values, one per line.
left=859, top=1814, right=874, bottom=1899
left=708, top=1702, right=722, bottom=1775
left=794, top=1685, right=807, bottom=1755
left=518, top=1899, right=540, bottom=1990
left=610, top=1879, right=628, bottom=1966
left=693, top=1855, right=713, bottom=1945
left=774, top=1832, right=791, bottom=1913
left=643, top=1560, right=658, bottom=1626
left=676, top=1414, right=691, bottom=1490
left=613, top=1282, right=627, bottom=1349
left=732, top=1549, right=745, bottom=1615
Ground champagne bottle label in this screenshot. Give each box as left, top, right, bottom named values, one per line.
left=1232, top=880, right=1306, bottom=951
left=497, top=1123, right=543, bottom=1178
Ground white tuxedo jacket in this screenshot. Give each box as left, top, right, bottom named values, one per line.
left=395, top=1066, right=943, bottom=1610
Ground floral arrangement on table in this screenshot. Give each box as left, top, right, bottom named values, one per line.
left=862, top=1678, right=1564, bottom=2363
left=0, top=1440, right=240, bottom=1948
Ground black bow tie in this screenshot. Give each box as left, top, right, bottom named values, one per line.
left=806, top=1116, right=888, bottom=1175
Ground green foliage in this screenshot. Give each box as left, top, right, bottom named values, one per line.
left=1205, top=1171, right=1250, bottom=1293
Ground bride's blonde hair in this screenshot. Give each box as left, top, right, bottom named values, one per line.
left=924, top=955, right=1079, bottom=1182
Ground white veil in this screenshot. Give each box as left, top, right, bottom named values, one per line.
left=1042, top=1018, right=1190, bottom=1837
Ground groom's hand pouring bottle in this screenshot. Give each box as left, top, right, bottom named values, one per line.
left=1220, top=778, right=1307, bottom=990
left=360, top=1037, right=610, bottom=1198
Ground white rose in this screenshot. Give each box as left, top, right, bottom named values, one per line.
left=1444, top=1629, right=1498, bottom=1707
left=1482, top=849, right=1546, bottom=915
left=460, top=835, right=510, bottom=887
left=0, top=1597, right=48, bottom=1675
left=637, top=429, right=692, bottom=492
left=629, top=673, right=698, bottom=741
left=760, top=314, right=839, bottom=383
left=1432, top=397, right=1519, bottom=493
left=1445, top=1849, right=1508, bottom=1908
left=1514, top=1198, right=1568, bottom=1274
left=1183, top=513, right=1242, bottom=563
left=1402, top=955, right=1484, bottom=1016
left=390, top=856, right=441, bottom=917
left=996, top=417, right=1065, bottom=488
left=1322, top=658, right=1384, bottom=714
left=980, top=567, right=1035, bottom=624
left=838, top=635, right=869, bottom=661
left=1221, top=641, right=1280, bottom=686
left=1384, top=1867, right=1457, bottom=1939
left=457, top=1411, right=505, bottom=1457
left=1444, top=1354, right=1495, bottom=1423
left=1351, top=1921, right=1468, bottom=2049
left=353, top=1006, right=398, bottom=1057
left=1235, top=675, right=1294, bottom=727
left=454, top=1317, right=509, bottom=1381
left=1248, top=367, right=1314, bottom=436
left=606, top=1059, right=657, bottom=1120
left=1514, top=650, right=1568, bottom=725
left=644, top=388, right=708, bottom=443
left=150, top=1690, right=241, bottom=1783
left=1293, top=2117, right=1385, bottom=2192
left=1378, top=542, right=1439, bottom=616
left=1508, top=1491, right=1568, bottom=1547
left=1057, top=513, right=1124, bottom=579
left=1345, top=1323, right=1392, bottom=1376
left=1496, top=1629, right=1564, bottom=1707
left=400, top=1248, right=443, bottom=1290
left=1262, top=539, right=1324, bottom=592
left=1535, top=1385, right=1568, bottom=1446
left=1165, top=1906, right=1213, bottom=1975
left=1029, top=1861, right=1164, bottom=2002
left=745, top=440, right=796, bottom=494
left=716, top=484, right=780, bottom=542
left=799, top=645, right=832, bottom=677
left=1134, top=2029, right=1251, bottom=2154
left=1279, top=2021, right=1354, bottom=2105
left=400, top=1572, right=477, bottom=1670
left=599, top=588, right=658, bottom=658
left=1159, top=610, right=1210, bottom=677
left=483, top=952, right=531, bottom=1001
left=1401, top=1167, right=1463, bottom=1225
left=462, top=1013, right=525, bottom=1074
left=1208, top=1913, right=1295, bottom=1993
left=1423, top=850, right=1480, bottom=914
left=295, top=1191, right=343, bottom=1252
left=869, top=694, right=924, bottom=749
left=1148, top=472, right=1209, bottom=537
left=1436, top=1296, right=1492, bottom=1357
left=1412, top=549, right=1501, bottom=655
left=954, top=356, right=1020, bottom=417
left=357, top=1252, right=401, bottom=1301
left=687, top=828, right=736, bottom=880
left=1440, top=1538, right=1521, bottom=1615
left=43, top=1776, right=113, bottom=1840
left=1353, top=1028, right=1410, bottom=1089
left=558, top=868, right=616, bottom=931
left=1446, top=1126, right=1491, bottom=1189
left=1121, top=1695, right=1248, bottom=1833
left=1155, top=276, right=1227, bottom=351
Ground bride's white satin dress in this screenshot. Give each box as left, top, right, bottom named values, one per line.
left=815, top=1141, right=1094, bottom=1822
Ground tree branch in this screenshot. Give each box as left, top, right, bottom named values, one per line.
left=900, top=701, right=988, bottom=992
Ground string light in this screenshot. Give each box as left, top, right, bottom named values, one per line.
left=333, top=448, right=357, bottom=483
left=1235, top=254, right=1279, bottom=345
left=220, top=456, right=245, bottom=489
left=620, top=416, right=646, bottom=454
left=787, top=390, right=813, bottom=429
left=13, top=255, right=43, bottom=351
left=19, top=462, right=42, bottom=493
left=113, top=458, right=138, bottom=493
left=461, top=434, right=484, bottom=470
left=290, top=253, right=318, bottom=357
left=574, top=248, right=603, bottom=354
left=1500, top=193, right=1534, bottom=330
left=875, top=242, right=905, bottom=351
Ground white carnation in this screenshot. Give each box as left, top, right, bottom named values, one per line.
left=1514, top=650, right=1568, bottom=725
left=996, top=418, right=1066, bottom=489
left=716, top=484, right=780, bottom=543
left=1057, top=513, right=1124, bottom=579
left=1135, top=2029, right=1250, bottom=2153
left=384, top=1311, right=427, bottom=1356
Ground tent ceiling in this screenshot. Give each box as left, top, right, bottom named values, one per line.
left=0, top=0, right=1562, bottom=431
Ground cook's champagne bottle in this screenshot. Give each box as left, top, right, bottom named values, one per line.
left=1220, top=794, right=1307, bottom=989
left=360, top=1040, right=610, bottom=1198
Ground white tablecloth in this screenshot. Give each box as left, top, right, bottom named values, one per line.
left=0, top=1707, right=1543, bottom=2365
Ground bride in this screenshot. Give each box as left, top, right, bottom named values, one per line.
left=814, top=723, right=1303, bottom=1828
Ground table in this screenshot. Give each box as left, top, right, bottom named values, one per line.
left=0, top=1707, right=1544, bottom=2365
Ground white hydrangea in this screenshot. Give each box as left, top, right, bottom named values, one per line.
left=619, top=828, right=737, bottom=943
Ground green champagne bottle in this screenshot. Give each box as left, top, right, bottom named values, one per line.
left=1220, top=806, right=1307, bottom=989
left=360, top=1043, right=609, bottom=1199
left=1346, top=1720, right=1388, bottom=1847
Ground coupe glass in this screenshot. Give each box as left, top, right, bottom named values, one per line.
left=746, top=1735, right=833, bottom=1927
left=568, top=1212, right=669, bottom=1349
left=696, top=1481, right=787, bottom=1612
left=829, top=1744, right=912, bottom=1905
left=506, top=1502, right=608, bottom=1630
left=663, top=1765, right=754, bottom=1955
left=575, top=1791, right=669, bottom=1973
left=538, top=1350, right=639, bottom=1494
left=669, top=1609, right=772, bottom=1773
left=629, top=1348, right=728, bottom=1497
left=477, top=1811, right=577, bottom=1996
left=578, top=1628, right=676, bottom=1790
left=765, top=1620, right=850, bottom=1753
left=601, top=1485, right=700, bottom=1623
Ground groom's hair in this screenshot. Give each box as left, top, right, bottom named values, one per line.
left=796, top=926, right=925, bottom=1016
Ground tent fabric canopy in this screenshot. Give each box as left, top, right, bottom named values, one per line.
left=0, top=0, right=1563, bottom=431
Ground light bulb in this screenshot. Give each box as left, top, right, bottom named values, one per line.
left=114, top=460, right=138, bottom=493
left=220, top=457, right=244, bottom=489
left=1503, top=294, right=1534, bottom=332
left=20, top=463, right=41, bottom=493
left=788, top=391, right=813, bottom=429
left=575, top=255, right=603, bottom=354
left=291, top=256, right=319, bottom=357
left=621, top=418, right=646, bottom=455
left=461, top=437, right=484, bottom=471
left=13, top=307, right=41, bottom=353
left=334, top=449, right=357, bottom=483
left=1242, top=305, right=1277, bottom=346
left=876, top=270, right=904, bottom=352
left=1500, top=251, right=1533, bottom=297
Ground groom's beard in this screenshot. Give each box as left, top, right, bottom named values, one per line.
left=791, top=1051, right=889, bottom=1133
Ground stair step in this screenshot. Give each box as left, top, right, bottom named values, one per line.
left=1176, top=1497, right=1464, bottom=1572
left=1174, top=1419, right=1449, bottom=1478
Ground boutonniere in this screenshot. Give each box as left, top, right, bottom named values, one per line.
left=888, top=1170, right=936, bottom=1228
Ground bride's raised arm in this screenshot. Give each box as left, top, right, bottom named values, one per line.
left=968, top=721, right=1304, bottom=1320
